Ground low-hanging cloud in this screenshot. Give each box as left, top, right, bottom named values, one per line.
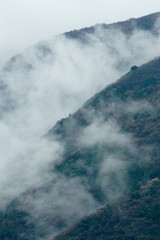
left=78, top=116, right=133, bottom=197
left=0, top=20, right=159, bottom=238
left=77, top=98, right=154, bottom=202
left=78, top=118, right=133, bottom=148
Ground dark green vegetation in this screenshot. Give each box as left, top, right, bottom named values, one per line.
left=50, top=57, right=160, bottom=239
left=55, top=178, right=160, bottom=240
left=0, top=208, right=35, bottom=240
left=50, top=57, right=160, bottom=195
left=0, top=12, right=160, bottom=240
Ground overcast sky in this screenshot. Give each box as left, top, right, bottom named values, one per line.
left=0, top=0, right=160, bottom=60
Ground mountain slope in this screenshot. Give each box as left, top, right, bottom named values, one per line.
left=54, top=178, right=160, bottom=240
left=0, top=57, right=159, bottom=240
left=49, top=58, right=160, bottom=198
left=51, top=58, right=160, bottom=240
left=0, top=12, right=160, bottom=240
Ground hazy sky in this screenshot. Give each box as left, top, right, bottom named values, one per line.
left=0, top=0, right=160, bottom=60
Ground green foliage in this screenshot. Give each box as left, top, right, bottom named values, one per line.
left=55, top=179, right=160, bottom=240
left=131, top=65, right=138, bottom=71
left=53, top=57, right=160, bottom=240
left=52, top=57, right=160, bottom=202
left=0, top=209, right=35, bottom=240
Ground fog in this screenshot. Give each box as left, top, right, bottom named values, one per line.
left=78, top=99, right=154, bottom=201
left=0, top=20, right=160, bottom=238
left=1, top=0, right=160, bottom=61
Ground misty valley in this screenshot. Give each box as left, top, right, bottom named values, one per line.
left=0, top=12, right=160, bottom=240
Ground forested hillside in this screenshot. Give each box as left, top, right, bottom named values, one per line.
left=49, top=58, right=160, bottom=199
left=0, top=12, right=159, bottom=240
left=55, top=178, right=160, bottom=240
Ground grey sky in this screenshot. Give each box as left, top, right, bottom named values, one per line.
left=0, top=0, right=160, bottom=60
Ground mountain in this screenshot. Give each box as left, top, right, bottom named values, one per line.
left=1, top=55, right=159, bottom=240
left=0, top=12, right=160, bottom=240
left=54, top=178, right=160, bottom=240
left=51, top=57, right=160, bottom=240
left=49, top=57, right=160, bottom=193
left=65, top=12, right=160, bottom=41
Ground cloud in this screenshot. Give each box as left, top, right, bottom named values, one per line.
left=77, top=97, right=154, bottom=202
left=0, top=132, right=62, bottom=210
left=17, top=175, right=99, bottom=238
left=77, top=115, right=133, bottom=197
left=78, top=118, right=132, bottom=148
left=0, top=22, right=159, bottom=238
left=0, top=0, right=160, bottom=62
left=99, top=155, right=129, bottom=200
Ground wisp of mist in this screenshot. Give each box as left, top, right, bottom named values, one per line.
left=0, top=20, right=160, bottom=238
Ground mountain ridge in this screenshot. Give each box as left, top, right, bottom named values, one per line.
left=65, top=12, right=160, bottom=41
left=0, top=12, right=159, bottom=240
left=3, top=11, right=160, bottom=70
